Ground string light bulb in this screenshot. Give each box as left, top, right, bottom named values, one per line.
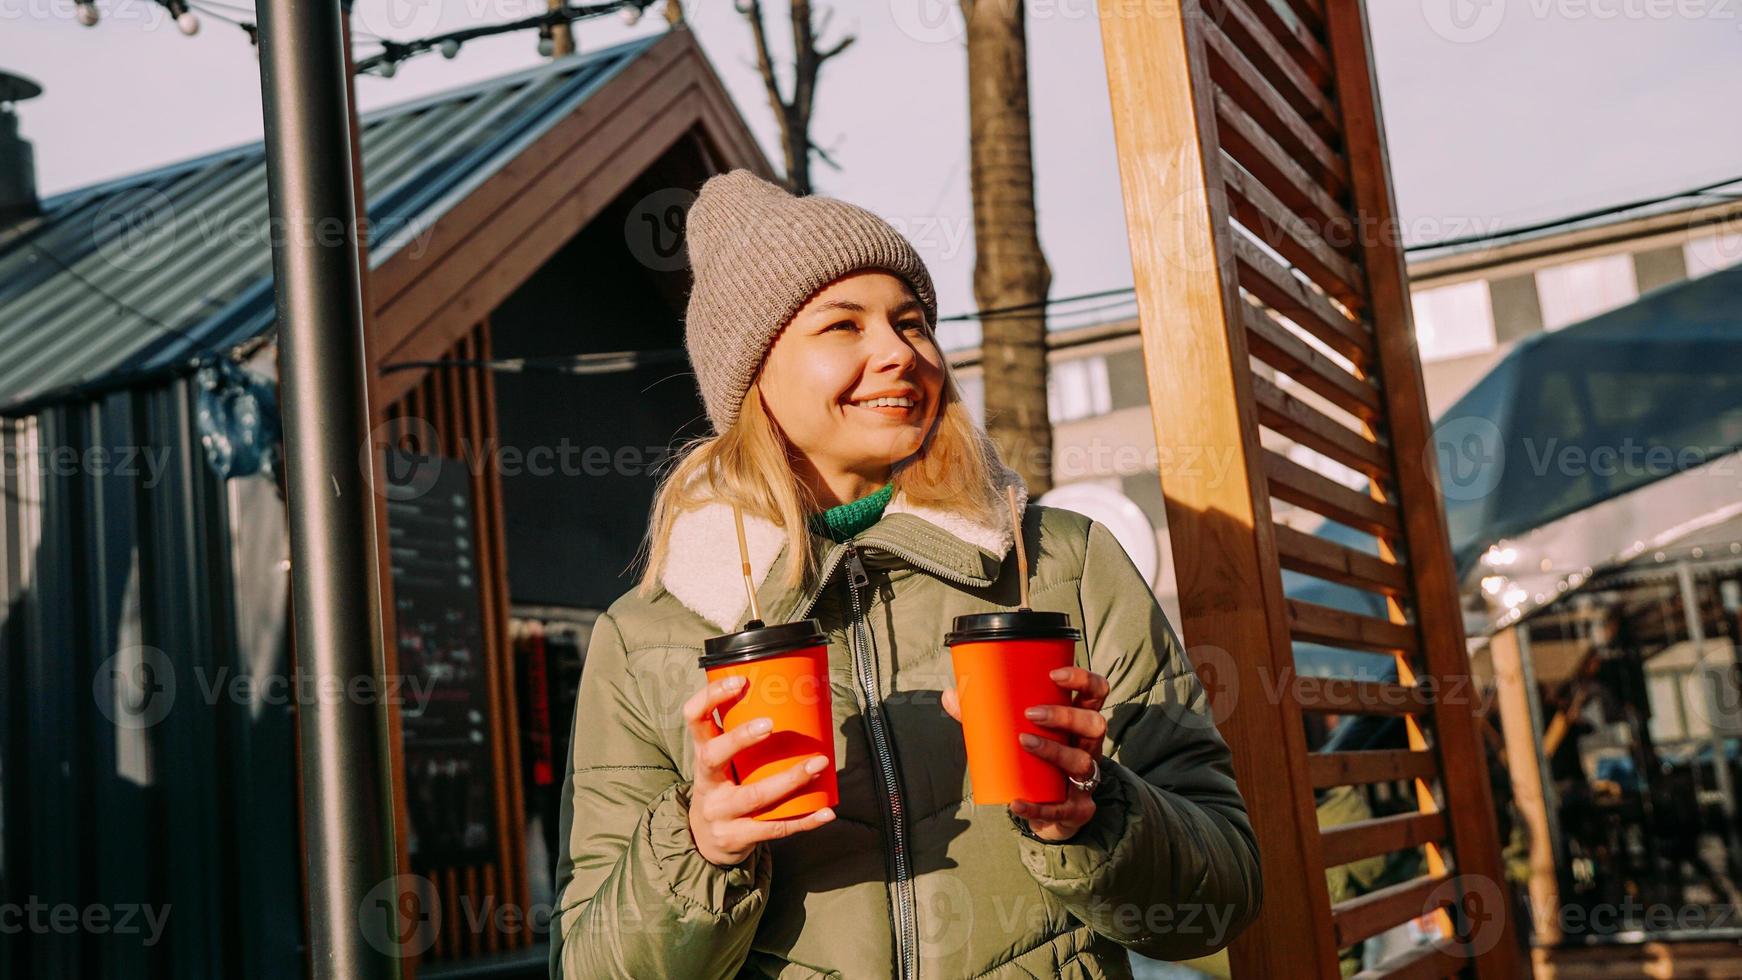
left=165, top=0, right=199, bottom=34
left=620, top=3, right=641, bottom=24
left=536, top=26, right=554, bottom=57
left=75, top=0, right=100, bottom=26
left=439, top=38, right=461, bottom=58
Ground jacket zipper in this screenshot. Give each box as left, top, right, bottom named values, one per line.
left=793, top=531, right=1010, bottom=980
left=844, top=543, right=919, bottom=980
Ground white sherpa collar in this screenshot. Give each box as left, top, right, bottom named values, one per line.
left=658, top=440, right=1028, bottom=632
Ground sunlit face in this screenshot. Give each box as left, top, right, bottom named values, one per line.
left=755, top=270, right=946, bottom=482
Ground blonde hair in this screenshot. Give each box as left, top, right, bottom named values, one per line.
left=635, top=360, right=1002, bottom=595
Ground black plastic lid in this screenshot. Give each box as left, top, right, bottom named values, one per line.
left=698, top=618, right=828, bottom=669
left=944, top=610, right=1081, bottom=645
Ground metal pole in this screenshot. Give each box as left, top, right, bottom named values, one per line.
left=253, top=0, right=397, bottom=977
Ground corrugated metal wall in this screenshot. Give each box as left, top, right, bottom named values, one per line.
left=0, top=369, right=303, bottom=979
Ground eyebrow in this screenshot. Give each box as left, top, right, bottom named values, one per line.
left=811, top=299, right=927, bottom=318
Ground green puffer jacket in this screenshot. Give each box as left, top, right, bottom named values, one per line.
left=550, top=455, right=1262, bottom=979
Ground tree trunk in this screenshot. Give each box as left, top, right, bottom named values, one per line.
left=962, top=0, right=1052, bottom=494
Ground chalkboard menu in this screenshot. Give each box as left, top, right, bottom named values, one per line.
left=385, top=449, right=497, bottom=867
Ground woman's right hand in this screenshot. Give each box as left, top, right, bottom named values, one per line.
left=682, top=675, right=837, bottom=867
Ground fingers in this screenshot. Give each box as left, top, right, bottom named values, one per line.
left=684, top=676, right=749, bottom=776
left=1011, top=796, right=1095, bottom=826
left=940, top=687, right=960, bottom=722
left=1018, top=731, right=1097, bottom=781
left=698, top=715, right=777, bottom=772
left=702, top=754, right=833, bottom=823
left=1023, top=703, right=1108, bottom=744
left=748, top=805, right=838, bottom=841
left=1049, top=666, right=1110, bottom=711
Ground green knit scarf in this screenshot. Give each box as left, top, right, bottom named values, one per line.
left=806, top=481, right=895, bottom=542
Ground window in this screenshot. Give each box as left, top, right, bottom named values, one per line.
left=1685, top=231, right=1742, bottom=278
left=1535, top=254, right=1638, bottom=330
left=1047, top=356, right=1112, bottom=423
left=1410, top=280, right=1496, bottom=361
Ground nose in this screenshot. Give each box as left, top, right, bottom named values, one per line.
left=868, top=318, right=919, bottom=374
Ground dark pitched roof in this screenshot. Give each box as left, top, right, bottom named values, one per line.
left=0, top=33, right=659, bottom=415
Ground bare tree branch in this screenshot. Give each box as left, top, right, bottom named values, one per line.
left=734, top=1, right=855, bottom=194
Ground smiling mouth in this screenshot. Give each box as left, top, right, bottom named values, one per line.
left=846, top=395, right=922, bottom=417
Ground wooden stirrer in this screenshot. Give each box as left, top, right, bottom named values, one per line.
left=733, top=504, right=763, bottom=626
left=1008, top=484, right=1030, bottom=611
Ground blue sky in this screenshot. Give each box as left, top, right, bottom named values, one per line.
left=9, top=0, right=1742, bottom=348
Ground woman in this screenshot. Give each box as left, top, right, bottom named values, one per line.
left=550, top=169, right=1261, bottom=980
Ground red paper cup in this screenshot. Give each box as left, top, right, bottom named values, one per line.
left=699, top=619, right=838, bottom=821
left=946, top=610, right=1082, bottom=805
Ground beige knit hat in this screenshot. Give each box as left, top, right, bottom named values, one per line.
left=682, top=168, right=939, bottom=433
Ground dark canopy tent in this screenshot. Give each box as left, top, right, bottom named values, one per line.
left=1287, top=263, right=1742, bottom=679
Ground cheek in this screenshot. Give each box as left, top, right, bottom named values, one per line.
left=764, top=350, right=854, bottom=434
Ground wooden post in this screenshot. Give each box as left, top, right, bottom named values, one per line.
left=1098, top=5, right=1340, bottom=977
left=1099, top=1, right=1520, bottom=975
left=1488, top=626, right=1561, bottom=946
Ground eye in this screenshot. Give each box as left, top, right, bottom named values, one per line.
left=823, top=320, right=859, bottom=333
left=900, top=319, right=929, bottom=333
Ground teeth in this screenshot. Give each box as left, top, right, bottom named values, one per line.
left=856, top=396, right=915, bottom=408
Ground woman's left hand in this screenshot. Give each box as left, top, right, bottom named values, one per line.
left=942, top=665, right=1111, bottom=842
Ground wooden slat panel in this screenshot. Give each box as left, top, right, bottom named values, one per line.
left=1353, top=938, right=1467, bottom=980
left=1287, top=598, right=1418, bottom=654
left=1321, top=812, right=1446, bottom=868
left=1216, top=88, right=1349, bottom=233
left=1275, top=522, right=1407, bottom=597
left=1242, top=304, right=1379, bottom=420
left=1333, top=872, right=1456, bottom=947
left=1235, top=236, right=1372, bottom=365
left=1099, top=6, right=1342, bottom=975
left=1253, top=374, right=1390, bottom=478
left=1204, top=24, right=1347, bottom=200
left=1262, top=448, right=1400, bottom=537
left=1296, top=679, right=1428, bottom=718
left=1282, top=0, right=1325, bottom=34
left=1225, top=156, right=1364, bottom=308
left=1207, top=0, right=1333, bottom=91
left=1323, top=2, right=1520, bottom=974
left=1205, top=0, right=1339, bottom=133
left=1309, top=749, right=1439, bottom=789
